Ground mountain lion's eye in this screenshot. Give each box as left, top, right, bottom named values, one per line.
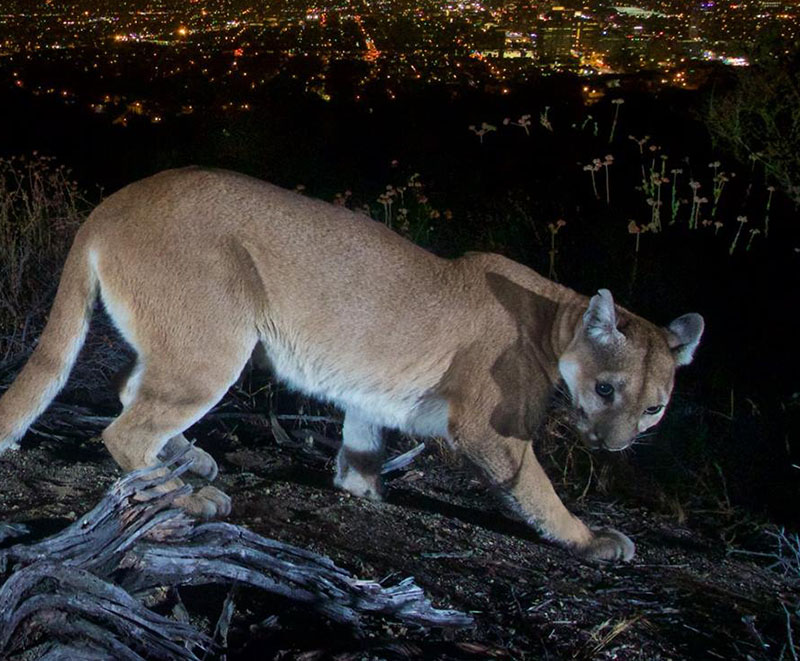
left=595, top=382, right=614, bottom=399
left=644, top=405, right=664, bottom=415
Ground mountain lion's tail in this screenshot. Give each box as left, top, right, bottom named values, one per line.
left=0, top=225, right=98, bottom=451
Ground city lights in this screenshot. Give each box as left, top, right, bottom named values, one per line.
left=0, top=0, right=795, bottom=123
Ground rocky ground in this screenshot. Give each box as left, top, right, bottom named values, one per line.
left=0, top=383, right=797, bottom=661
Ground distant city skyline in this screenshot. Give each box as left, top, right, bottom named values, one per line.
left=1, top=0, right=797, bottom=124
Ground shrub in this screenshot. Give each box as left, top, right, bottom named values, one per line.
left=705, top=37, right=800, bottom=202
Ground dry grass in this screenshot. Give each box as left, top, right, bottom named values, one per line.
left=0, top=154, right=89, bottom=365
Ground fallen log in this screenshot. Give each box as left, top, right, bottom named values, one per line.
left=0, top=455, right=472, bottom=660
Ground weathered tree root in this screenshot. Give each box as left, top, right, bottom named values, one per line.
left=0, top=562, right=210, bottom=660
left=0, top=456, right=472, bottom=660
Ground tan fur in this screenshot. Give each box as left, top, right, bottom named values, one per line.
left=0, top=167, right=703, bottom=561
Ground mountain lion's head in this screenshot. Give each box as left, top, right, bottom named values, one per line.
left=559, top=289, right=704, bottom=452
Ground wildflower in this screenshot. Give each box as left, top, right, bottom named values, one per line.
left=668, top=169, right=684, bottom=225
left=747, top=228, right=761, bottom=251
left=729, top=216, right=748, bottom=255
left=505, top=114, right=532, bottom=135
left=540, top=106, right=553, bottom=132
left=468, top=122, right=497, bottom=144
left=333, top=190, right=352, bottom=206
left=583, top=161, right=601, bottom=199
left=762, top=185, right=776, bottom=237
left=378, top=190, right=395, bottom=226
left=601, top=155, right=614, bottom=204
left=688, top=187, right=707, bottom=229
left=628, top=219, right=647, bottom=252
left=608, top=98, right=624, bottom=143
left=629, top=134, right=650, bottom=154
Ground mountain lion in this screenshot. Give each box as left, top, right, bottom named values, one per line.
left=0, top=167, right=703, bottom=562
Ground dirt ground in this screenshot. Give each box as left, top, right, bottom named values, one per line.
left=0, top=378, right=798, bottom=660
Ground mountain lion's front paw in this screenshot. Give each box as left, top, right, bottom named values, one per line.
left=576, top=528, right=635, bottom=562
left=176, top=485, right=232, bottom=519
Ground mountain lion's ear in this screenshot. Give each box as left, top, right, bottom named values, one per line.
left=583, top=289, right=624, bottom=345
left=666, top=313, right=705, bottom=366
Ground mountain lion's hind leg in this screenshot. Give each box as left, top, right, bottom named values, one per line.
left=118, top=361, right=218, bottom=480
left=105, top=359, right=243, bottom=518
left=334, top=410, right=386, bottom=500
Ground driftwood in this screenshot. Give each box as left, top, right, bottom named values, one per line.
left=0, top=456, right=472, bottom=660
